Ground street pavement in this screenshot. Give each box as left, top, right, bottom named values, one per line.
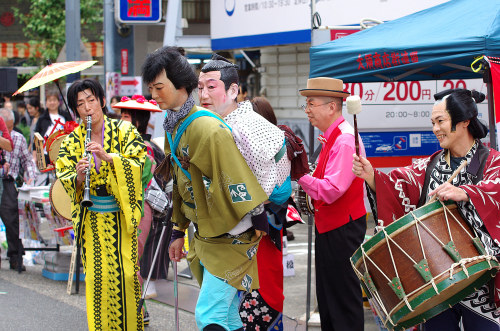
left=0, top=221, right=379, bottom=330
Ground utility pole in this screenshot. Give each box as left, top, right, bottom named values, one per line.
left=104, top=0, right=116, bottom=78
left=65, top=0, right=81, bottom=82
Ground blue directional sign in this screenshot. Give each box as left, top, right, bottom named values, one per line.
left=115, top=0, right=162, bottom=24
left=360, top=131, right=440, bottom=157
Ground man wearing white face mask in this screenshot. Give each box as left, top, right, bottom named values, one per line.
left=198, top=54, right=292, bottom=330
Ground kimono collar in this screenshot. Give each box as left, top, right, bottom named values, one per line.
left=163, top=95, right=195, bottom=133
left=225, top=100, right=252, bottom=122
left=444, top=140, right=477, bottom=166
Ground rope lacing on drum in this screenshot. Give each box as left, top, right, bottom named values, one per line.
left=448, top=255, right=497, bottom=279
left=382, top=228, right=414, bottom=313
left=440, top=201, right=477, bottom=241
left=412, top=211, right=440, bottom=294
left=359, top=245, right=396, bottom=326
left=356, top=202, right=498, bottom=329
left=361, top=246, right=391, bottom=283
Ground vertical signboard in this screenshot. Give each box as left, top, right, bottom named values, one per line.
left=121, top=49, right=129, bottom=75
left=106, top=72, right=121, bottom=104
left=115, top=0, right=162, bottom=24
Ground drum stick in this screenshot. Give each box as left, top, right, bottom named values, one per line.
left=428, top=160, right=467, bottom=203
left=347, top=95, right=362, bottom=156
left=137, top=216, right=170, bottom=313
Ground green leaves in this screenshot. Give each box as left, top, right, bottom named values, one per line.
left=12, top=0, right=103, bottom=65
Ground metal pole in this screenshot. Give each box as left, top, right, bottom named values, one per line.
left=65, top=0, right=81, bottom=67
left=104, top=0, right=116, bottom=76
left=137, top=219, right=170, bottom=312
left=484, top=66, right=497, bottom=150
left=163, top=0, right=182, bottom=46
left=305, top=2, right=318, bottom=329
left=64, top=0, right=80, bottom=119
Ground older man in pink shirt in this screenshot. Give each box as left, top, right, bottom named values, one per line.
left=297, top=77, right=367, bottom=331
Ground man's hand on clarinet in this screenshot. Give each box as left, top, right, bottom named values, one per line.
left=169, top=238, right=187, bottom=262
left=352, top=154, right=376, bottom=191
left=86, top=141, right=113, bottom=163
left=76, top=157, right=90, bottom=183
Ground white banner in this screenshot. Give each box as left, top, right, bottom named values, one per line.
left=105, top=72, right=121, bottom=104
left=210, top=0, right=448, bottom=49
left=344, top=79, right=489, bottom=130
left=211, top=0, right=310, bottom=49
left=211, top=1, right=310, bottom=39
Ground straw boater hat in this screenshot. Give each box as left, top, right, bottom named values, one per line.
left=113, top=95, right=162, bottom=112
left=299, top=77, right=350, bottom=98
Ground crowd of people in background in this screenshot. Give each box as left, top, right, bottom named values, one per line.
left=3, top=43, right=499, bottom=331
left=0, top=61, right=305, bottom=330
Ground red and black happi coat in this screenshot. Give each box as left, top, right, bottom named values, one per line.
left=369, top=140, right=500, bottom=323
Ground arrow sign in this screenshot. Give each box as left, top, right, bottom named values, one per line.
left=121, top=78, right=139, bottom=86
left=120, top=76, right=142, bottom=96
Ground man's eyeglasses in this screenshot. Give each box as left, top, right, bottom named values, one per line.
left=301, top=102, right=332, bottom=111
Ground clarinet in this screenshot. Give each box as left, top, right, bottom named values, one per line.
left=81, top=115, right=93, bottom=208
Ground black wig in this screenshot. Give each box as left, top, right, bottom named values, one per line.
left=201, top=54, right=239, bottom=91
left=141, top=46, right=198, bottom=95
left=433, top=88, right=488, bottom=139
left=67, top=79, right=107, bottom=118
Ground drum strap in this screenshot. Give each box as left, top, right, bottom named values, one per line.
left=416, top=143, right=490, bottom=208
left=167, top=110, right=231, bottom=181
left=417, top=151, right=443, bottom=208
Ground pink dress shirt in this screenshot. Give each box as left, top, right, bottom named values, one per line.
left=298, top=116, right=365, bottom=204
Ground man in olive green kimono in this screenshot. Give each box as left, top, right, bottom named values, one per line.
left=142, top=46, right=268, bottom=331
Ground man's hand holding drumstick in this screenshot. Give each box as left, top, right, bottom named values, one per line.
left=428, top=161, right=469, bottom=203
left=352, top=154, right=376, bottom=192
left=352, top=155, right=469, bottom=203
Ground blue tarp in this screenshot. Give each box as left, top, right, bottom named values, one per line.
left=309, top=0, right=500, bottom=83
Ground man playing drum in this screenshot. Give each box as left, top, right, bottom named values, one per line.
left=297, top=77, right=368, bottom=331
left=352, top=88, right=500, bottom=329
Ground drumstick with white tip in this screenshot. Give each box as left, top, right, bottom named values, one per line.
left=347, top=95, right=362, bottom=156
left=428, top=160, right=468, bottom=204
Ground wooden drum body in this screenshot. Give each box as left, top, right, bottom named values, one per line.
left=49, top=179, right=72, bottom=220
left=46, top=131, right=68, bottom=164
left=351, top=200, right=499, bottom=330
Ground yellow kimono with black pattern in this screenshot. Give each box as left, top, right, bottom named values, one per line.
left=56, top=116, right=146, bottom=331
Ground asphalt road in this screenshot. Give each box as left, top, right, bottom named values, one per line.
left=0, top=220, right=379, bottom=331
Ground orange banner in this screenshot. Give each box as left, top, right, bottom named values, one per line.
left=0, top=42, right=103, bottom=58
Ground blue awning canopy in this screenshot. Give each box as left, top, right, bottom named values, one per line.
left=309, top=0, right=500, bottom=83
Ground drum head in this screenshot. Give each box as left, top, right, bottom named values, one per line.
left=47, top=133, right=68, bottom=164
left=50, top=179, right=72, bottom=220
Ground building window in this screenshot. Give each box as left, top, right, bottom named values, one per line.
left=162, top=0, right=210, bottom=24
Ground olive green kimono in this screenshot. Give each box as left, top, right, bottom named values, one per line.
left=167, top=105, right=268, bottom=291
